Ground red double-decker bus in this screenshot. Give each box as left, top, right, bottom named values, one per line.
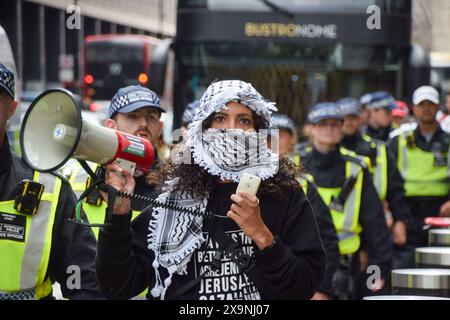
left=83, top=34, right=162, bottom=107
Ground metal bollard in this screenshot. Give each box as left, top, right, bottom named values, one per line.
left=415, top=247, right=450, bottom=268
left=429, top=229, right=450, bottom=247
left=391, top=269, right=450, bottom=297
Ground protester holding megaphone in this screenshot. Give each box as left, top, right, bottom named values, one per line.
left=96, top=80, right=326, bottom=300
left=20, top=85, right=164, bottom=239
left=0, top=63, right=103, bottom=300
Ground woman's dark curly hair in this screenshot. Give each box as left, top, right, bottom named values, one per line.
left=156, top=108, right=303, bottom=200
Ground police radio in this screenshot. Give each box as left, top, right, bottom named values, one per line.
left=14, top=180, right=45, bottom=215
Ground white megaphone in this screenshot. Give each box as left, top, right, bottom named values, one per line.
left=20, top=88, right=155, bottom=175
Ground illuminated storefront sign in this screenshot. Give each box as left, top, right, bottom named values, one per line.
left=244, top=22, right=337, bottom=39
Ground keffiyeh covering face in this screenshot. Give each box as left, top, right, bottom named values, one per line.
left=202, top=128, right=276, bottom=176
left=148, top=80, right=278, bottom=300
left=187, top=80, right=279, bottom=182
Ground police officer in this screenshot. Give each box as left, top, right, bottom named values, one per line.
left=392, top=101, right=410, bottom=127
left=362, top=91, right=398, bottom=142
left=301, top=102, right=393, bottom=299
left=181, top=100, right=200, bottom=130
left=0, top=63, right=103, bottom=299
left=270, top=114, right=298, bottom=158
left=271, top=114, right=340, bottom=300
left=359, top=93, right=372, bottom=126
left=338, top=98, right=410, bottom=246
left=174, top=99, right=201, bottom=145
left=68, top=85, right=165, bottom=238
left=388, top=86, right=450, bottom=269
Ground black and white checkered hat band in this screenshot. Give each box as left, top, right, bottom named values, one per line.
left=0, top=288, right=35, bottom=300
left=308, top=107, right=342, bottom=123
left=0, top=67, right=15, bottom=99
left=368, top=97, right=395, bottom=109
left=110, top=95, right=130, bottom=113
left=109, top=89, right=160, bottom=117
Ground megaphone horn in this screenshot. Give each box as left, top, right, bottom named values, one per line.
left=20, top=88, right=155, bottom=175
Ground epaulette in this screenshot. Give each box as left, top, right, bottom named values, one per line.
left=389, top=122, right=417, bottom=139
left=362, top=134, right=378, bottom=149
left=297, top=144, right=313, bottom=159
left=294, top=141, right=311, bottom=152
left=340, top=147, right=370, bottom=170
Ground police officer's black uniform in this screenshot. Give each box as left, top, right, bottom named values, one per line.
left=0, top=138, right=103, bottom=299
left=388, top=126, right=450, bottom=267
left=304, top=180, right=340, bottom=299
left=302, top=102, right=393, bottom=299
left=301, top=147, right=393, bottom=298
left=0, top=62, right=102, bottom=299
left=342, top=136, right=410, bottom=225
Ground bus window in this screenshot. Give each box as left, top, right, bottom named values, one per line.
left=83, top=35, right=161, bottom=103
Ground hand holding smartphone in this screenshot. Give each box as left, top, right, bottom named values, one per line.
left=236, top=173, right=261, bottom=196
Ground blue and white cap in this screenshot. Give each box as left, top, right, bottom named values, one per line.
left=109, top=85, right=164, bottom=118
left=308, top=102, right=342, bottom=124
left=271, top=114, right=297, bottom=134
left=0, top=63, right=15, bottom=100
left=182, top=100, right=200, bottom=125
left=337, top=98, right=362, bottom=117
left=365, top=91, right=396, bottom=110
left=360, top=93, right=372, bottom=106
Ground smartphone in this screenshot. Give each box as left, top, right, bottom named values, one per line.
left=236, top=173, right=261, bottom=196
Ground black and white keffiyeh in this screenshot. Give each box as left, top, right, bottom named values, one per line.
left=148, top=80, right=278, bottom=299
left=187, top=80, right=279, bottom=182
left=148, top=179, right=208, bottom=299
left=201, top=128, right=278, bottom=179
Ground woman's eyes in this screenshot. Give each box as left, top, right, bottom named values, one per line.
left=213, top=115, right=253, bottom=126
left=213, top=115, right=225, bottom=123
left=240, top=118, right=252, bottom=125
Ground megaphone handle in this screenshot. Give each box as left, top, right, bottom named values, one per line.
left=105, top=183, right=119, bottom=224
left=112, top=158, right=136, bottom=178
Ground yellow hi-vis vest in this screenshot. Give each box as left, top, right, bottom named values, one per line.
left=67, top=161, right=148, bottom=299
left=0, top=171, right=61, bottom=299
left=397, top=132, right=450, bottom=197
left=361, top=135, right=388, bottom=201
left=297, top=173, right=315, bottom=195
left=292, top=154, right=302, bottom=168
left=67, top=161, right=141, bottom=239
left=316, top=157, right=364, bottom=255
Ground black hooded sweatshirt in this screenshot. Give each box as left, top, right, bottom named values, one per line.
left=96, top=182, right=326, bottom=300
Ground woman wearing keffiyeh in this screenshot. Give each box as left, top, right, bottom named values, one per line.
left=96, top=80, right=326, bottom=300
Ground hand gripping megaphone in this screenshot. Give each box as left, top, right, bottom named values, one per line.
left=20, top=88, right=155, bottom=176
